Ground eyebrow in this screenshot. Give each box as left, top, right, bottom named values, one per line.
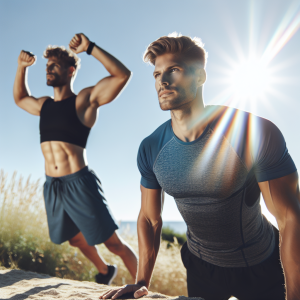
left=153, top=64, right=183, bottom=76
left=46, top=62, right=60, bottom=66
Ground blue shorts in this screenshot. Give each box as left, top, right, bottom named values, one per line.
left=43, top=166, right=118, bottom=245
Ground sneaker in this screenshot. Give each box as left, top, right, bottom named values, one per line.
left=95, top=264, right=118, bottom=285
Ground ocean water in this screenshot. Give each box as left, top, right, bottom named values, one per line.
left=117, top=221, right=187, bottom=236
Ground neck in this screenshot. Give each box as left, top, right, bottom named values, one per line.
left=53, top=84, right=75, bottom=101
left=171, top=88, right=209, bottom=142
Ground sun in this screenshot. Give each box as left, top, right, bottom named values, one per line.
left=228, top=59, right=272, bottom=100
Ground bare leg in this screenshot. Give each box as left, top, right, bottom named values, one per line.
left=104, top=231, right=138, bottom=279
left=69, top=232, right=108, bottom=274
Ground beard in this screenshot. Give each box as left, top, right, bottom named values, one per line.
left=46, top=73, right=66, bottom=87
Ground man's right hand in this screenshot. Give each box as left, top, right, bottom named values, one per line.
left=99, top=284, right=148, bottom=299
left=18, top=50, right=36, bottom=68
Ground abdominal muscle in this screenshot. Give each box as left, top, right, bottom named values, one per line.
left=41, top=141, right=87, bottom=177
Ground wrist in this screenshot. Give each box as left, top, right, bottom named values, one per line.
left=17, top=64, right=28, bottom=71
left=86, top=42, right=95, bottom=55
left=135, top=280, right=148, bottom=288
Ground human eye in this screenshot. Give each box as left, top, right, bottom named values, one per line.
left=154, top=73, right=160, bottom=79
left=170, top=68, right=179, bottom=73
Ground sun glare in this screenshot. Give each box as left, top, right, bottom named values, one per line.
left=229, top=60, right=272, bottom=99
left=210, top=1, right=300, bottom=112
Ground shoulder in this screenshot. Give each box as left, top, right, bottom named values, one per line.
left=208, top=104, right=281, bottom=139
left=208, top=105, right=250, bottom=130
left=139, top=119, right=172, bottom=150
left=138, top=119, right=173, bottom=168
left=207, top=105, right=287, bottom=167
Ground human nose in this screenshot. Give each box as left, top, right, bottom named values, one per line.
left=46, top=65, right=53, bottom=73
left=159, top=72, right=170, bottom=87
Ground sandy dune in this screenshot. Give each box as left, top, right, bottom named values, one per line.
left=0, top=268, right=203, bottom=300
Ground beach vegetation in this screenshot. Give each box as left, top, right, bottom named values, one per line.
left=0, top=170, right=187, bottom=296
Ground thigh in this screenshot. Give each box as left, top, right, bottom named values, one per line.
left=62, top=172, right=118, bottom=246
left=104, top=231, right=123, bottom=247
left=69, top=232, right=89, bottom=248
left=232, top=231, right=285, bottom=300
left=43, top=181, right=80, bottom=244
left=232, top=261, right=285, bottom=300
left=181, top=243, right=231, bottom=300
left=187, top=269, right=230, bottom=300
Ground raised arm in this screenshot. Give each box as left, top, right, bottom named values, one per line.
left=100, top=186, right=163, bottom=299
left=259, top=172, right=300, bottom=300
left=69, top=33, right=131, bottom=108
left=13, top=51, right=48, bottom=115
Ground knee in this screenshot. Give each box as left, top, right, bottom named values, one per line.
left=106, top=242, right=126, bottom=256
left=69, top=237, right=87, bottom=249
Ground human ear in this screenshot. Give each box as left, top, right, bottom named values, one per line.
left=69, top=66, right=76, bottom=77
left=197, top=68, right=206, bottom=87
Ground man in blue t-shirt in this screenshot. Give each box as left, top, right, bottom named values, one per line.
left=101, top=34, right=300, bottom=300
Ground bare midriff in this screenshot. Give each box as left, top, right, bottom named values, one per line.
left=41, top=141, right=87, bottom=177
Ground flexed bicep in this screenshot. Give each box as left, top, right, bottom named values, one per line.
left=70, top=36, right=131, bottom=108
left=89, top=73, right=131, bottom=107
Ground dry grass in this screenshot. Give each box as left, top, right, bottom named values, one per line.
left=0, top=170, right=187, bottom=296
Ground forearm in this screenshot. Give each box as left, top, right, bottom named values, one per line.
left=136, top=213, right=162, bottom=288
left=90, top=44, right=131, bottom=79
left=279, top=209, right=300, bottom=300
left=13, top=66, right=31, bottom=103
left=280, top=216, right=300, bottom=300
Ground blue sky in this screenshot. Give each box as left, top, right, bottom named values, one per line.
left=1, top=0, right=300, bottom=222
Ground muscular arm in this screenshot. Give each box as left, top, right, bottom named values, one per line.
left=99, top=186, right=163, bottom=299
left=136, top=186, right=164, bottom=288
left=13, top=51, right=48, bottom=115
left=259, top=172, right=300, bottom=300
left=70, top=34, right=131, bottom=108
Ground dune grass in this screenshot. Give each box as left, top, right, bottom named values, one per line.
left=0, top=170, right=187, bottom=296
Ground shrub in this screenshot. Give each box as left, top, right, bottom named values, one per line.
left=162, top=226, right=187, bottom=245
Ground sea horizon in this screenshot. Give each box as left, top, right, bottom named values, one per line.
left=117, top=220, right=187, bottom=236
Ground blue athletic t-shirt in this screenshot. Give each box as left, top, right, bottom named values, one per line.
left=137, top=105, right=297, bottom=267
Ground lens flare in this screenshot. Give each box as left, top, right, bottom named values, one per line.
left=229, top=60, right=272, bottom=100
left=209, top=2, right=300, bottom=110
left=262, top=3, right=300, bottom=66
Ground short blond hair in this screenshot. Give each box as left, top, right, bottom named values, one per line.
left=144, top=32, right=208, bottom=68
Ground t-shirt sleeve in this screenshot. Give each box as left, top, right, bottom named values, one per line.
left=137, top=139, right=162, bottom=189
left=252, top=118, right=297, bottom=182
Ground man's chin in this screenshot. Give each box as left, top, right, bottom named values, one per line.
left=159, top=100, right=182, bottom=111
left=159, top=104, right=171, bottom=111
left=46, top=80, right=54, bottom=86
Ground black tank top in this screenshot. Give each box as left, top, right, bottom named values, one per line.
left=39, top=95, right=91, bottom=148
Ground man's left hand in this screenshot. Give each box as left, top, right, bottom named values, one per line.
left=69, top=33, right=90, bottom=54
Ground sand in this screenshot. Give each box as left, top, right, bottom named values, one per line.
left=0, top=268, right=204, bottom=300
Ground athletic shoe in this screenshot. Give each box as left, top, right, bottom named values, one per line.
left=95, top=264, right=118, bottom=285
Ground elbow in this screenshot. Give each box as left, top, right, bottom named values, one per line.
left=122, top=70, right=132, bottom=84
left=279, top=205, right=300, bottom=234
left=286, top=207, right=300, bottom=226
left=138, top=212, right=162, bottom=231
left=13, top=95, right=22, bottom=106
left=116, top=71, right=132, bottom=92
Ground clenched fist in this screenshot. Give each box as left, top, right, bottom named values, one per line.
left=18, top=50, right=36, bottom=67
left=69, top=33, right=90, bottom=54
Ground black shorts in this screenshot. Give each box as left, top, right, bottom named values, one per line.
left=181, top=227, right=285, bottom=300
